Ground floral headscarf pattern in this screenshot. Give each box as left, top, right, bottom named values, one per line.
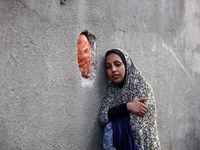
left=99, top=50, right=161, bottom=150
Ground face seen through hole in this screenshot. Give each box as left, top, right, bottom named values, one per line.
left=77, top=34, right=91, bottom=78
left=106, top=53, right=126, bottom=84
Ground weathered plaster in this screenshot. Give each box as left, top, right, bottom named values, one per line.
left=0, top=0, right=199, bottom=149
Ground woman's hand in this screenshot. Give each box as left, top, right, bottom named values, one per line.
left=126, top=98, right=148, bottom=117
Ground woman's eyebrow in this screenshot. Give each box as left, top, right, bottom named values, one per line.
left=113, top=60, right=121, bottom=63
left=106, top=60, right=121, bottom=64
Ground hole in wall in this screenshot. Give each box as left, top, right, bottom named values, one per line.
left=77, top=30, right=96, bottom=87
left=61, top=0, right=66, bottom=5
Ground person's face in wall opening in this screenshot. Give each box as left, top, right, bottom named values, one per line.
left=77, top=34, right=91, bottom=78
left=105, top=53, right=126, bottom=84
left=77, top=51, right=90, bottom=78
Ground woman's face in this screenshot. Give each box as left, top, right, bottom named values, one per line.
left=105, top=53, right=126, bottom=84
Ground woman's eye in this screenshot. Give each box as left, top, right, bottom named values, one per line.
left=116, top=63, right=121, bottom=67
left=106, top=65, right=111, bottom=69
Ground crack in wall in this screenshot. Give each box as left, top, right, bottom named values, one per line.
left=162, top=41, right=192, bottom=80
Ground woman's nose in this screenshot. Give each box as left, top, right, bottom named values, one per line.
left=111, top=66, right=116, bottom=72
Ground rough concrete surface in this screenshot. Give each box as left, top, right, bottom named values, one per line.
left=0, top=0, right=200, bottom=150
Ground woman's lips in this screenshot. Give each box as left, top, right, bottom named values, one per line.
left=112, top=74, right=120, bottom=79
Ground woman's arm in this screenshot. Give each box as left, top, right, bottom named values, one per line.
left=99, top=97, right=110, bottom=126
left=99, top=98, right=148, bottom=125
left=108, top=98, right=148, bottom=121
left=108, top=103, right=130, bottom=121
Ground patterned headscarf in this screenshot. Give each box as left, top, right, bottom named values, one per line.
left=99, top=49, right=161, bottom=149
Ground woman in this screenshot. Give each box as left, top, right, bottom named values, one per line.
left=99, top=49, right=160, bottom=150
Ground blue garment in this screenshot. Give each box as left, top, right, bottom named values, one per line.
left=112, top=116, right=137, bottom=150
left=103, top=122, right=114, bottom=150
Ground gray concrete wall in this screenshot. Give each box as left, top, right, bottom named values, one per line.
left=0, top=0, right=200, bottom=149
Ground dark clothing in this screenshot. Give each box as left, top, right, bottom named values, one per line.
left=112, top=116, right=138, bottom=150
left=108, top=103, right=130, bottom=121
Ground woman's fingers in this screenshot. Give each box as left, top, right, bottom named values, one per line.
left=137, top=100, right=148, bottom=117
left=127, top=98, right=149, bottom=117
left=142, top=104, right=148, bottom=112
left=140, top=110, right=146, bottom=118
left=138, top=98, right=147, bottom=102
left=141, top=107, right=147, bottom=114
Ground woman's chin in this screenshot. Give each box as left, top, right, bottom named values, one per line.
left=112, top=79, right=122, bottom=84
